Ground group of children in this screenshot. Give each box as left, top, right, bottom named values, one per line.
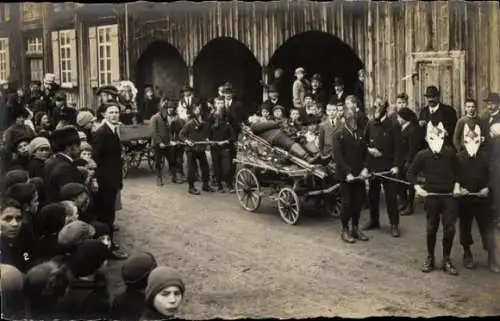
left=1, top=77, right=187, bottom=320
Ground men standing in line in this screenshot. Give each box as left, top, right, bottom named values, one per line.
left=418, top=86, right=458, bottom=148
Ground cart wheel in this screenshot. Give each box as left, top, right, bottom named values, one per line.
left=325, top=192, right=342, bottom=219
left=129, top=152, right=141, bottom=169
left=277, top=187, right=300, bottom=225
left=235, top=168, right=261, bottom=212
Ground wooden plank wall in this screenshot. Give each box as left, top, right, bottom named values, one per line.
left=130, top=1, right=500, bottom=110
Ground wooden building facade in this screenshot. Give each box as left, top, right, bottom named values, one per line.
left=1, top=1, right=499, bottom=116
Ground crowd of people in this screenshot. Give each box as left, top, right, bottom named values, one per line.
left=1, top=64, right=500, bottom=319
left=0, top=74, right=185, bottom=320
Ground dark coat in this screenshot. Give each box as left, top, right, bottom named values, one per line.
left=91, top=122, right=123, bottom=191
left=150, top=112, right=171, bottom=146
left=328, top=91, right=348, bottom=105
left=399, top=123, right=423, bottom=169
left=28, top=157, right=45, bottom=178
left=353, top=80, right=365, bottom=112
left=363, top=117, right=401, bottom=172
left=0, top=232, right=35, bottom=273
left=141, top=97, right=160, bottom=121
left=308, top=87, right=329, bottom=109
left=58, top=277, right=111, bottom=320
left=179, top=118, right=211, bottom=152
left=332, top=125, right=367, bottom=181
left=418, top=103, right=458, bottom=147
left=225, top=99, right=245, bottom=135
left=44, top=153, right=86, bottom=203
left=111, top=288, right=147, bottom=321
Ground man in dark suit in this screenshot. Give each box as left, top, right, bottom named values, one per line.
left=222, top=83, right=244, bottom=192
left=44, top=126, right=86, bottom=203
left=363, top=99, right=402, bottom=237
left=177, top=86, right=201, bottom=120
left=92, top=102, right=128, bottom=260
left=261, top=84, right=282, bottom=113
left=328, top=77, right=348, bottom=106
left=481, top=92, right=500, bottom=230
left=418, top=86, right=458, bottom=148
left=308, top=73, right=329, bottom=111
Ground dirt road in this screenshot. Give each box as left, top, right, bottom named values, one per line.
left=109, top=171, right=500, bottom=319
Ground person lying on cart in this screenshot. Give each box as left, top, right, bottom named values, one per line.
left=247, top=115, right=329, bottom=165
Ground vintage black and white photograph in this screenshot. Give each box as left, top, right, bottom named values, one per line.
left=1, top=1, right=500, bottom=319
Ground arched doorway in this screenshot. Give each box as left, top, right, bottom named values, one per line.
left=193, top=37, right=262, bottom=112
left=268, top=31, right=364, bottom=108
left=136, top=41, right=188, bottom=102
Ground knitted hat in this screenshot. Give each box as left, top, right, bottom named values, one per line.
left=59, top=183, right=86, bottom=201
left=5, top=182, right=37, bottom=206
left=91, top=221, right=110, bottom=238
left=27, top=137, right=51, bottom=155
left=51, top=126, right=80, bottom=152
left=2, top=169, right=29, bottom=191
left=0, top=264, right=24, bottom=295
left=35, top=203, right=67, bottom=236
left=145, top=266, right=185, bottom=303
left=76, top=111, right=96, bottom=128
left=69, top=239, right=108, bottom=278
left=122, top=252, right=158, bottom=285
left=397, top=107, right=417, bottom=124
left=58, top=220, right=96, bottom=249
left=80, top=141, right=92, bottom=152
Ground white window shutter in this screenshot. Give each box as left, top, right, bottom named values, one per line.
left=88, top=26, right=98, bottom=88
left=4, top=38, right=10, bottom=81
left=51, top=31, right=60, bottom=83
left=110, top=24, right=120, bottom=84
left=69, top=29, right=78, bottom=87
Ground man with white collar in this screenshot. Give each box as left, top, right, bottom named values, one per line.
left=363, top=98, right=402, bottom=237
left=481, top=92, right=500, bottom=230
left=418, top=86, right=458, bottom=148
left=44, top=126, right=86, bottom=203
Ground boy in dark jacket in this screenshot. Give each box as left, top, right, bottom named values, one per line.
left=456, top=123, right=499, bottom=273
left=209, top=97, right=236, bottom=192
left=59, top=239, right=111, bottom=320
left=179, top=104, right=215, bottom=195
left=150, top=98, right=172, bottom=186
left=111, top=252, right=158, bottom=321
left=396, top=107, right=422, bottom=216
left=363, top=99, right=401, bottom=237
left=407, top=121, right=461, bottom=276
left=333, top=107, right=370, bottom=243
left=27, top=136, right=51, bottom=179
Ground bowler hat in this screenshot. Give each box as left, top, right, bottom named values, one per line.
left=311, top=73, right=322, bottom=82
left=180, top=85, right=194, bottom=93
left=221, top=82, right=233, bottom=94
left=51, top=126, right=81, bottom=152
left=96, top=85, right=119, bottom=97
left=268, top=83, right=279, bottom=93
left=333, top=77, right=344, bottom=87
left=55, top=91, right=67, bottom=101
left=424, top=86, right=440, bottom=97
left=484, top=92, right=500, bottom=104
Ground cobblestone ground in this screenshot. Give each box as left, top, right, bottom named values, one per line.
left=107, top=168, right=500, bottom=319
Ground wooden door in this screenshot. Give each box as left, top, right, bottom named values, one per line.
left=406, top=51, right=466, bottom=117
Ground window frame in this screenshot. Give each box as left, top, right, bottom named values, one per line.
left=96, top=25, right=112, bottom=86
left=29, top=58, right=43, bottom=82
left=0, top=38, right=8, bottom=83
left=57, top=29, right=73, bottom=88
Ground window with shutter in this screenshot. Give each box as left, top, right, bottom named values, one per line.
left=0, top=38, right=9, bottom=83
left=96, top=25, right=117, bottom=86
left=51, top=31, right=60, bottom=84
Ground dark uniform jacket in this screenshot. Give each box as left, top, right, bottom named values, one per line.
left=209, top=118, right=235, bottom=145
left=399, top=122, right=423, bottom=169
left=44, top=153, right=86, bottom=203
left=332, top=125, right=367, bottom=181
left=179, top=118, right=211, bottom=152
left=0, top=231, right=35, bottom=273
left=419, top=103, right=458, bottom=147
left=328, top=91, right=348, bottom=105
left=111, top=288, right=147, bottom=321
left=224, top=99, right=245, bottom=136
left=364, top=116, right=401, bottom=172
left=456, top=149, right=490, bottom=193
left=91, top=122, right=123, bottom=191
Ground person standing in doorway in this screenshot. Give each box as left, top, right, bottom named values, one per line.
left=91, top=103, right=128, bottom=260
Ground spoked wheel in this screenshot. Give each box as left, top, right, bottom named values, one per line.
left=277, top=187, right=301, bottom=225
left=325, top=192, right=342, bottom=219
left=129, top=151, right=142, bottom=169
left=235, top=168, right=261, bottom=212
left=147, top=146, right=164, bottom=171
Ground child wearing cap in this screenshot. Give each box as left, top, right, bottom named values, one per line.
left=0, top=199, right=35, bottom=272
left=141, top=266, right=185, bottom=320
left=34, top=203, right=69, bottom=261
left=24, top=258, right=72, bottom=319
left=27, top=136, right=51, bottom=178
left=292, top=67, right=306, bottom=109
left=5, top=183, right=40, bottom=244
left=0, top=264, right=26, bottom=319
left=111, top=252, right=158, bottom=321
left=1, top=169, right=29, bottom=192
left=58, top=239, right=111, bottom=320
left=58, top=220, right=96, bottom=254
left=59, top=182, right=94, bottom=223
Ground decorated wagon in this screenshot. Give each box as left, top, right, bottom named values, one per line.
left=233, top=125, right=342, bottom=225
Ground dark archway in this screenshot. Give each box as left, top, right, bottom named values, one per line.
left=193, top=37, right=262, bottom=112
left=136, top=41, right=188, bottom=102
left=268, top=31, right=364, bottom=108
